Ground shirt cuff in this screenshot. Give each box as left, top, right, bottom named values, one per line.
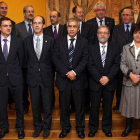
left=72, top=70, right=76, bottom=76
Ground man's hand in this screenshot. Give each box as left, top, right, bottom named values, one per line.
left=129, top=73, right=140, bottom=84
left=99, top=76, right=109, bottom=86
left=66, top=71, right=76, bottom=81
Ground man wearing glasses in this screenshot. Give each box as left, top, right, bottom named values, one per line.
left=86, top=2, right=115, bottom=44
left=12, top=5, right=34, bottom=114
left=112, top=8, right=134, bottom=112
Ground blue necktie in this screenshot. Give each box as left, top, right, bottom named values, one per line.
left=69, top=39, right=75, bottom=70
left=3, top=39, right=8, bottom=61
left=126, top=25, right=129, bottom=40
left=101, top=45, right=106, bottom=67
left=28, top=23, right=32, bottom=35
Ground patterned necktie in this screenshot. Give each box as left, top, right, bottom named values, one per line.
left=99, top=20, right=103, bottom=26
left=3, top=39, right=8, bottom=61
left=36, top=37, right=41, bottom=60
left=69, top=38, right=75, bottom=70
left=126, top=25, right=129, bottom=40
left=101, top=45, right=106, bottom=67
left=28, top=23, right=32, bottom=35
left=54, top=26, right=57, bottom=39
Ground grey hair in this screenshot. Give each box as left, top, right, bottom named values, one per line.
left=23, top=5, right=34, bottom=12
left=94, top=2, right=106, bottom=11
left=66, top=17, right=80, bottom=28
left=122, top=8, right=134, bottom=16
left=97, top=25, right=110, bottom=34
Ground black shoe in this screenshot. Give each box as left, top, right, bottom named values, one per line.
left=0, top=129, right=9, bottom=139
left=88, top=130, right=97, bottom=137
left=23, top=107, right=29, bottom=114
left=138, top=133, right=140, bottom=139
left=43, top=129, right=50, bottom=138
left=18, top=130, right=25, bottom=139
left=103, top=130, right=112, bottom=137
left=121, top=127, right=132, bottom=137
left=59, top=130, right=70, bottom=138
left=78, top=131, right=85, bottom=139
left=33, top=129, right=42, bottom=138
left=113, top=105, right=119, bottom=110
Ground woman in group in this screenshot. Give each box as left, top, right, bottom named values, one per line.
left=119, top=23, right=140, bottom=139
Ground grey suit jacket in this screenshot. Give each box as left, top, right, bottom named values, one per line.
left=120, top=42, right=140, bottom=86
left=12, top=21, right=29, bottom=40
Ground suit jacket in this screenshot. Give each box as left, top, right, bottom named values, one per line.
left=63, top=21, right=94, bottom=44
left=86, top=17, right=115, bottom=44
left=87, top=42, right=120, bottom=92
left=24, top=34, right=54, bottom=87
left=43, top=24, right=64, bottom=39
left=52, top=36, right=88, bottom=92
left=120, top=42, right=140, bottom=86
left=112, top=23, right=135, bottom=53
left=0, top=35, right=24, bottom=87
left=12, top=21, right=29, bottom=40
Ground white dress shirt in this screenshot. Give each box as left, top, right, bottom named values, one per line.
left=99, top=42, right=108, bottom=56
left=124, top=22, right=132, bottom=32
left=96, top=17, right=105, bottom=27
left=52, top=24, right=59, bottom=33
left=24, top=20, right=33, bottom=33
left=1, top=35, right=11, bottom=53
left=79, top=21, right=82, bottom=34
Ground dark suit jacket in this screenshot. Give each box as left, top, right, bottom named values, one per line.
left=86, top=17, right=115, bottom=44
left=87, top=42, right=120, bottom=92
left=63, top=21, right=94, bottom=44
left=43, top=24, right=64, bottom=39
left=112, top=23, right=134, bottom=53
left=52, top=36, right=88, bottom=92
left=0, top=35, right=24, bottom=87
left=12, top=21, right=29, bottom=40
left=24, top=34, right=54, bottom=87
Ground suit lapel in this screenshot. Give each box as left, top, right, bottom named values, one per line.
left=129, top=45, right=135, bottom=59
left=21, top=21, right=29, bottom=37
left=0, top=40, right=6, bottom=62
left=96, top=44, right=103, bottom=69
left=49, top=25, right=54, bottom=38
left=80, top=22, right=85, bottom=36
left=63, top=36, right=69, bottom=61
left=128, top=23, right=134, bottom=39
left=73, top=37, right=80, bottom=58
left=120, top=23, right=128, bottom=40
left=57, top=24, right=62, bottom=38
left=105, top=17, right=110, bottom=27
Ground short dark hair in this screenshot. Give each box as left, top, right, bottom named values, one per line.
left=72, top=6, right=77, bottom=13
left=0, top=17, right=11, bottom=26
left=132, top=23, right=140, bottom=34
left=33, top=15, right=45, bottom=24
left=56, top=11, right=61, bottom=17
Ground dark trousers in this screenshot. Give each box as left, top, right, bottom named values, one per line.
left=89, top=86, right=114, bottom=131
left=0, top=77, right=24, bottom=131
left=60, top=79, right=85, bottom=132
left=116, top=69, right=123, bottom=107
left=22, top=68, right=30, bottom=109
left=29, top=75, right=53, bottom=130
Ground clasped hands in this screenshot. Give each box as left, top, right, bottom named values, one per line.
left=99, top=76, right=109, bottom=86
left=66, top=71, right=76, bottom=81
left=129, top=73, right=140, bottom=86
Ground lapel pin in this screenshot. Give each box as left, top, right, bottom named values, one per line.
left=107, top=22, right=109, bottom=24
left=45, top=40, right=47, bottom=42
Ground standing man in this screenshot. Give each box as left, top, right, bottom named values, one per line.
left=53, top=18, right=88, bottom=139
left=12, top=5, right=34, bottom=114
left=43, top=11, right=64, bottom=39
left=63, top=6, right=94, bottom=45
left=112, top=8, right=134, bottom=110
left=87, top=25, right=120, bottom=137
left=87, top=2, right=115, bottom=44
left=0, top=17, right=25, bottom=139
left=24, top=16, right=54, bottom=138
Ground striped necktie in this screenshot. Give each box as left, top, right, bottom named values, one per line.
left=101, top=45, right=106, bottom=67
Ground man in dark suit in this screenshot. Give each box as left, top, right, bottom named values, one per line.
left=86, top=1, right=115, bottom=44
left=53, top=17, right=88, bottom=139
left=12, top=5, right=34, bottom=114
left=112, top=8, right=134, bottom=110
left=87, top=25, right=120, bottom=137
left=63, top=6, right=94, bottom=45
left=0, top=17, right=25, bottom=139
left=43, top=11, right=64, bottom=39
left=24, top=16, right=54, bottom=138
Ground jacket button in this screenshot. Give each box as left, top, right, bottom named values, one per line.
left=136, top=67, right=138, bottom=69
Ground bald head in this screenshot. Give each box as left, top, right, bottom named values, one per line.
left=50, top=11, right=60, bottom=25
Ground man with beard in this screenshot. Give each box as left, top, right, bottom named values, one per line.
left=87, top=25, right=120, bottom=137
left=12, top=5, right=34, bottom=114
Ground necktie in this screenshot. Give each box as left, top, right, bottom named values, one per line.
left=28, top=23, right=32, bottom=35
left=99, top=20, right=103, bottom=26
left=36, top=37, right=41, bottom=60
left=54, top=26, right=57, bottom=39
left=126, top=25, right=129, bottom=40
left=3, top=39, right=8, bottom=61
left=69, top=39, right=75, bottom=70
left=101, top=45, right=106, bottom=67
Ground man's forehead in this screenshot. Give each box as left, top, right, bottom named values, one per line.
left=0, top=3, right=7, bottom=7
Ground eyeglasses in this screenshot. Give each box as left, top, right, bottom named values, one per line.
left=98, top=32, right=109, bottom=35
left=50, top=16, right=57, bottom=18
left=33, top=22, right=43, bottom=25
left=26, top=10, right=34, bottom=14
left=68, top=25, right=78, bottom=28
left=96, top=9, right=106, bottom=12
left=1, top=25, right=12, bottom=27
left=122, top=14, right=132, bottom=17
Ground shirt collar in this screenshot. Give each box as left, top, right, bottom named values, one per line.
left=99, top=42, right=108, bottom=48
left=33, top=33, right=43, bottom=41
left=52, top=24, right=59, bottom=28
left=24, top=20, right=32, bottom=26
left=67, top=34, right=77, bottom=41
left=124, top=22, right=132, bottom=27
left=130, top=40, right=140, bottom=49
left=1, top=34, right=11, bottom=42
left=96, top=17, right=105, bottom=23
